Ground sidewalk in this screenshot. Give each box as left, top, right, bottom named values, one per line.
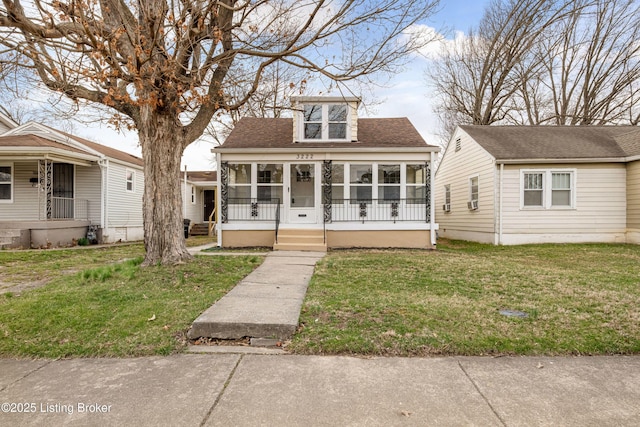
left=187, top=250, right=325, bottom=342
left=1, top=354, right=638, bottom=426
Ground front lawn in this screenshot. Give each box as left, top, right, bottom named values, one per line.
left=0, top=250, right=263, bottom=358
left=288, top=240, right=640, bottom=356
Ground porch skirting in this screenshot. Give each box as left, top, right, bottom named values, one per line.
left=0, top=220, right=90, bottom=248
left=219, top=226, right=435, bottom=249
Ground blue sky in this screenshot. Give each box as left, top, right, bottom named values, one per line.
left=77, top=0, right=490, bottom=170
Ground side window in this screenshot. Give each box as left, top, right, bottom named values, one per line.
left=468, top=176, right=479, bottom=210
left=0, top=164, right=12, bottom=202
left=126, top=170, right=135, bottom=192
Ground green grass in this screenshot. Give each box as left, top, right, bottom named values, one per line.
left=0, top=253, right=263, bottom=358
left=288, top=240, right=640, bottom=357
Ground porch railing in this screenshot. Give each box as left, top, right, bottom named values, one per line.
left=48, top=197, right=89, bottom=220
left=329, top=198, right=427, bottom=223
left=226, top=198, right=282, bottom=222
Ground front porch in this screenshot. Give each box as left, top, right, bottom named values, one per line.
left=219, top=196, right=437, bottom=250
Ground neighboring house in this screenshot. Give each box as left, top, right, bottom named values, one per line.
left=212, top=96, right=439, bottom=251
left=181, top=170, right=218, bottom=236
left=435, top=125, right=640, bottom=245
left=0, top=117, right=144, bottom=248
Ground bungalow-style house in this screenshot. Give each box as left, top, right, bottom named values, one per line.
left=0, top=116, right=145, bottom=248
left=435, top=125, right=640, bottom=245
left=181, top=170, right=218, bottom=236
left=212, top=96, right=439, bottom=250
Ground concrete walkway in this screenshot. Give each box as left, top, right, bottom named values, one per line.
left=1, top=354, right=638, bottom=426
left=187, top=251, right=325, bottom=341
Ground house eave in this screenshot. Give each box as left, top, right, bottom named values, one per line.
left=0, top=147, right=99, bottom=166
left=495, top=157, right=628, bottom=165
left=213, top=146, right=439, bottom=154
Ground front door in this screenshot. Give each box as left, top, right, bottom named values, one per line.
left=289, top=163, right=316, bottom=223
left=203, top=189, right=216, bottom=222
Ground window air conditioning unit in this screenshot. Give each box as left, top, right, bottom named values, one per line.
left=442, top=203, right=451, bottom=212
left=467, top=200, right=478, bottom=210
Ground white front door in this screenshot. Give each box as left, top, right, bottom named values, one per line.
left=289, top=163, right=316, bottom=223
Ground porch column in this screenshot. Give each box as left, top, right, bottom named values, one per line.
left=220, top=161, right=228, bottom=223
left=425, top=161, right=431, bottom=222
left=38, top=159, right=53, bottom=220
left=322, top=160, right=332, bottom=223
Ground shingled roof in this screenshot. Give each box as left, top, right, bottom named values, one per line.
left=460, top=125, right=640, bottom=160
left=0, top=134, right=95, bottom=156
left=218, top=117, right=435, bottom=150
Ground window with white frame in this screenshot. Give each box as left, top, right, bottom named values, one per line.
left=228, top=163, right=251, bottom=203
left=126, top=170, right=135, bottom=192
left=443, top=184, right=451, bottom=212
left=331, top=163, right=345, bottom=202
left=406, top=164, right=427, bottom=204
left=349, top=164, right=372, bottom=203
left=378, top=164, right=400, bottom=202
left=302, top=104, right=348, bottom=141
left=521, top=170, right=575, bottom=209
left=257, top=163, right=283, bottom=202
left=523, top=172, right=543, bottom=207
left=0, top=164, right=12, bottom=202
left=469, top=176, right=479, bottom=208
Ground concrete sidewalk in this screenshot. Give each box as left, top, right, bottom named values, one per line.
left=187, top=251, right=325, bottom=342
left=1, top=354, right=638, bottom=426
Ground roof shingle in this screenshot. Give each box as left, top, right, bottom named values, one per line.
left=219, top=117, right=435, bottom=149
left=460, top=125, right=640, bottom=160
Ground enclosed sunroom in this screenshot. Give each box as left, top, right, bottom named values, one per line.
left=213, top=96, right=439, bottom=251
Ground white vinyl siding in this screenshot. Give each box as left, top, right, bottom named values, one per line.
left=503, top=163, right=626, bottom=237
left=75, top=165, right=103, bottom=224
left=0, top=162, right=40, bottom=220
left=434, top=128, right=496, bottom=241
left=627, top=160, right=640, bottom=230
left=106, top=162, right=143, bottom=228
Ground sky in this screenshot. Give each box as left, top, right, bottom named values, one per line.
left=72, top=0, right=489, bottom=171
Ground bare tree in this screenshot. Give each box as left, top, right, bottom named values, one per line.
left=206, top=59, right=314, bottom=146
left=527, top=0, right=640, bottom=125
left=428, top=0, right=575, bottom=136
left=429, top=0, right=640, bottom=144
left=0, top=0, right=441, bottom=265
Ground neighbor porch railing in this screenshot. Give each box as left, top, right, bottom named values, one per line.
left=329, top=198, right=427, bottom=223
left=46, top=197, right=89, bottom=220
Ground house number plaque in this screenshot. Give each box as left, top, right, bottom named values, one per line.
left=295, top=154, right=314, bottom=160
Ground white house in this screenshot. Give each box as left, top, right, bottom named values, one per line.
left=213, top=96, right=440, bottom=250
left=181, top=170, right=218, bottom=236
left=0, top=118, right=145, bottom=248
left=435, top=125, right=640, bottom=245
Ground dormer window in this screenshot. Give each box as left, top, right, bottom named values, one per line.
left=302, top=104, right=348, bottom=141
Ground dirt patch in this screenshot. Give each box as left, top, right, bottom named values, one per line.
left=0, top=279, right=50, bottom=295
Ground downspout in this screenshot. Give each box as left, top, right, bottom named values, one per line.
left=430, top=151, right=437, bottom=247
left=499, top=163, right=504, bottom=245
left=98, top=158, right=108, bottom=231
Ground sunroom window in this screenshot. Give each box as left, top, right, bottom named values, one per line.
left=257, top=164, right=283, bottom=202
left=378, top=164, right=400, bottom=202
left=228, top=163, right=251, bottom=203
left=350, top=164, right=372, bottom=203
left=406, top=164, right=427, bottom=203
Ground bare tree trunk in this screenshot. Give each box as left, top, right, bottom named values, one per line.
left=139, top=111, right=192, bottom=266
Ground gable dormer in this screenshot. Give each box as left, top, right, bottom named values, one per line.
left=291, top=96, right=360, bottom=143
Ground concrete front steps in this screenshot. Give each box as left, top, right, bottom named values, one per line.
left=273, top=228, right=327, bottom=252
